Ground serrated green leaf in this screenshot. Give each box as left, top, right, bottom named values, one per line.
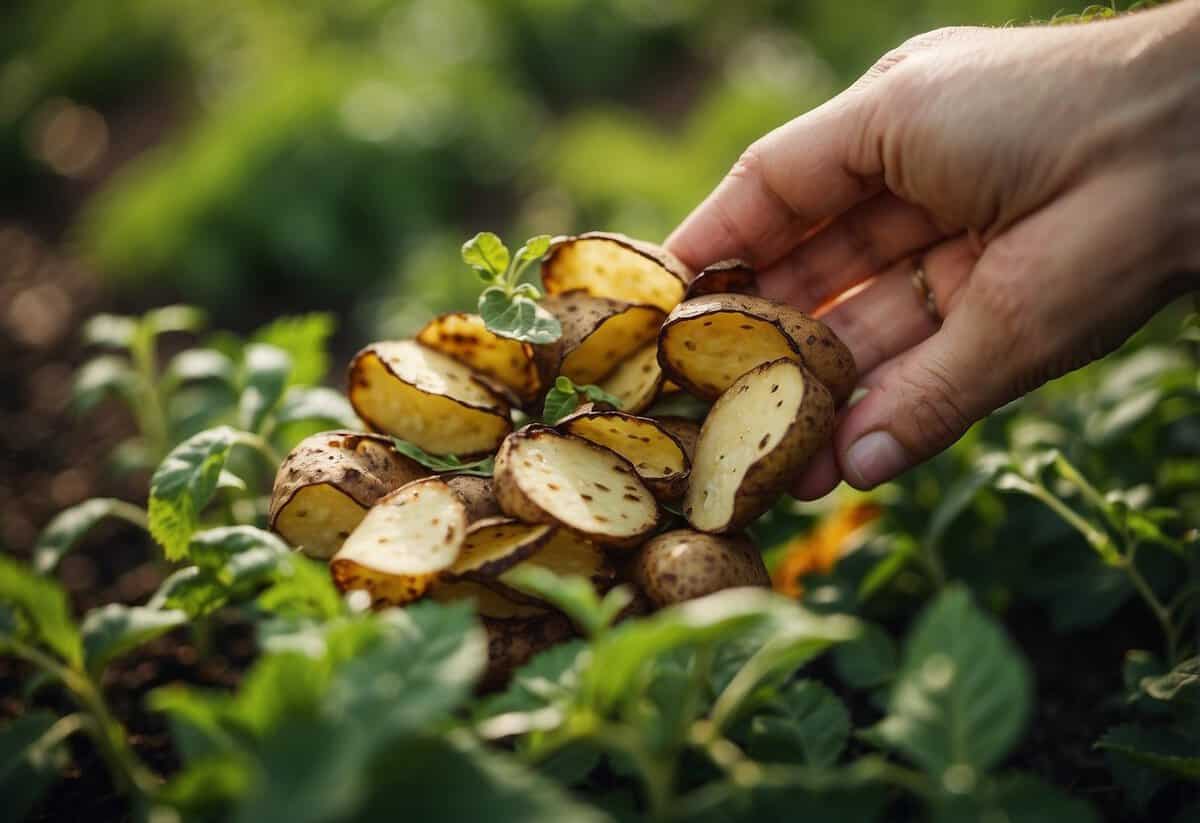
left=744, top=679, right=850, bottom=767
left=165, top=348, right=237, bottom=386
left=238, top=343, right=292, bottom=433
left=513, top=234, right=552, bottom=267
left=0, top=556, right=83, bottom=667
left=81, top=604, right=188, bottom=677
left=462, top=232, right=510, bottom=277
left=832, top=622, right=898, bottom=690
left=148, top=427, right=240, bottom=560
left=32, top=498, right=147, bottom=574
left=479, top=289, right=562, bottom=344
left=0, top=711, right=72, bottom=822
left=864, top=586, right=1031, bottom=778
left=252, top=313, right=335, bottom=387
left=148, top=567, right=229, bottom=618
left=72, top=355, right=140, bottom=413
left=187, top=526, right=290, bottom=573
left=82, top=313, right=138, bottom=349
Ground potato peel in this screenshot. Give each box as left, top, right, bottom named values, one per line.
left=557, top=407, right=690, bottom=502
left=634, top=529, right=769, bottom=607
left=445, top=517, right=556, bottom=580
left=542, top=231, right=693, bottom=313
left=542, top=291, right=665, bottom=386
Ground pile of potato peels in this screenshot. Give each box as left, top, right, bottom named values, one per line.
left=268, top=232, right=857, bottom=685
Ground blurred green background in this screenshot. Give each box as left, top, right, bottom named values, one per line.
left=2, top=0, right=1066, bottom=341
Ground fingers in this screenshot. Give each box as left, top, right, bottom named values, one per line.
left=789, top=443, right=841, bottom=501
left=664, top=95, right=885, bottom=272
left=758, top=192, right=947, bottom=311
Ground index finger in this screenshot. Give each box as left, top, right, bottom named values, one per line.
left=664, top=95, right=885, bottom=272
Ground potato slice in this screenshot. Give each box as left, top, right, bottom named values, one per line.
left=348, top=340, right=512, bottom=456
left=330, top=477, right=467, bottom=606
left=481, top=613, right=575, bottom=691
left=652, top=417, right=701, bottom=465
left=429, top=580, right=550, bottom=620
left=269, top=431, right=428, bottom=559
left=445, top=517, right=556, bottom=580
left=658, top=293, right=856, bottom=406
left=557, top=407, right=690, bottom=502
left=445, top=474, right=502, bottom=523
left=542, top=292, right=665, bottom=386
left=633, top=529, right=769, bottom=607
left=542, top=231, right=693, bottom=313
left=685, top=358, right=834, bottom=533
left=416, top=312, right=558, bottom=407
left=494, top=426, right=660, bottom=549
left=684, top=259, right=759, bottom=300
left=499, top=528, right=614, bottom=591
left=596, top=342, right=663, bottom=414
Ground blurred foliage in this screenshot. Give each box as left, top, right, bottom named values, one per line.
left=2, top=0, right=1067, bottom=330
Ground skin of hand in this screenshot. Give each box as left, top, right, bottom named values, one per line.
left=665, top=0, right=1200, bottom=498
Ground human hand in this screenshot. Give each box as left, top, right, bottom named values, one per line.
left=666, top=2, right=1200, bottom=496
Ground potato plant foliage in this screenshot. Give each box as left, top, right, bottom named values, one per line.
left=3, top=236, right=1199, bottom=823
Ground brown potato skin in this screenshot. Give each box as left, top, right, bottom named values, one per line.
left=493, top=426, right=661, bottom=550
left=542, top=231, right=694, bottom=299
left=556, top=407, right=691, bottom=503
left=689, top=359, right=835, bottom=534
left=480, top=612, right=576, bottom=692
left=633, top=530, right=769, bottom=607
left=657, top=293, right=857, bottom=406
left=541, top=291, right=665, bottom=385
left=444, top=475, right=502, bottom=523
left=450, top=517, right=558, bottom=580
left=684, top=259, right=759, bottom=300
left=268, top=430, right=428, bottom=527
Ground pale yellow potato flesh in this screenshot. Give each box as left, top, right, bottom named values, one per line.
left=685, top=361, right=807, bottom=532
left=500, top=529, right=609, bottom=587
left=429, top=580, right=549, bottom=619
left=660, top=312, right=795, bottom=398
left=545, top=236, right=686, bottom=312
left=562, top=415, right=685, bottom=480
left=273, top=483, right=367, bottom=560
left=416, top=313, right=541, bottom=401
left=447, top=519, right=555, bottom=578
left=349, top=342, right=510, bottom=456
left=500, top=431, right=658, bottom=544
left=331, top=480, right=467, bottom=605
left=559, top=306, right=664, bottom=386
left=597, top=343, right=662, bottom=414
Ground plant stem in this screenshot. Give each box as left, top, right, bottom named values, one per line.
left=1119, top=549, right=1179, bottom=664
left=130, top=327, right=170, bottom=462
left=13, top=642, right=159, bottom=798
left=1022, top=479, right=1119, bottom=563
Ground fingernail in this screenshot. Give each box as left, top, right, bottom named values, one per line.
left=844, top=431, right=910, bottom=489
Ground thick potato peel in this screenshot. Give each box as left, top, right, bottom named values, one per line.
left=658, top=293, right=856, bottom=405
left=348, top=340, right=512, bottom=456
left=685, top=358, right=834, bottom=533
left=634, top=529, right=769, bottom=607
left=684, top=259, right=759, bottom=300
left=597, top=342, right=663, bottom=414
left=542, top=292, right=665, bottom=386
left=269, top=431, right=428, bottom=559
left=445, top=475, right=502, bottom=523
left=558, top=407, right=690, bottom=502
left=542, top=231, right=693, bottom=313
left=416, top=312, right=557, bottom=407
left=445, top=517, right=556, bottom=580
left=331, top=477, right=467, bottom=606
left=494, top=426, right=660, bottom=549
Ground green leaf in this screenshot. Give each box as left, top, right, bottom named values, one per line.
left=924, top=453, right=1009, bottom=548
left=832, top=622, right=898, bottom=690
left=0, top=711, right=72, bottom=821
left=157, top=755, right=253, bottom=819
left=462, top=232, right=510, bottom=279
left=390, top=439, right=495, bottom=476
left=81, top=604, right=188, bottom=677
left=238, top=343, right=293, bottom=433
left=144, top=304, right=207, bottom=336
left=32, top=498, right=147, bottom=574
left=933, top=773, right=1099, bottom=823
left=72, top=355, right=139, bottom=413
left=1097, top=724, right=1200, bottom=782
left=148, top=567, right=229, bottom=618
left=82, top=313, right=138, bottom=349
left=503, top=567, right=632, bottom=638
left=257, top=556, right=345, bottom=622
left=272, top=386, right=358, bottom=429
left=165, top=348, right=237, bottom=386
left=863, top=586, right=1031, bottom=780
left=580, top=384, right=622, bottom=408
left=512, top=282, right=543, bottom=300
left=148, top=426, right=240, bottom=560
left=0, top=556, right=83, bottom=667
left=744, top=679, right=851, bottom=767
left=187, top=526, right=290, bottom=573
left=479, top=288, right=562, bottom=344
left=513, top=234, right=552, bottom=268
left=542, top=377, right=582, bottom=424
left=252, top=313, right=335, bottom=387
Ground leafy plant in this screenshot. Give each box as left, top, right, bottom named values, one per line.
left=462, top=232, right=562, bottom=344
left=542, top=376, right=623, bottom=424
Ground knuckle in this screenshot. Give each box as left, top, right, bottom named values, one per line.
left=729, top=141, right=768, bottom=184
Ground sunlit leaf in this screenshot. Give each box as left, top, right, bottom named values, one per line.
left=148, top=426, right=240, bottom=560
left=238, top=343, right=292, bottom=433
left=81, top=604, right=187, bottom=677
left=252, top=313, right=335, bottom=387
left=462, top=232, right=510, bottom=278
left=32, top=498, right=147, bottom=574
left=0, top=556, right=83, bottom=667
left=72, top=355, right=139, bottom=413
